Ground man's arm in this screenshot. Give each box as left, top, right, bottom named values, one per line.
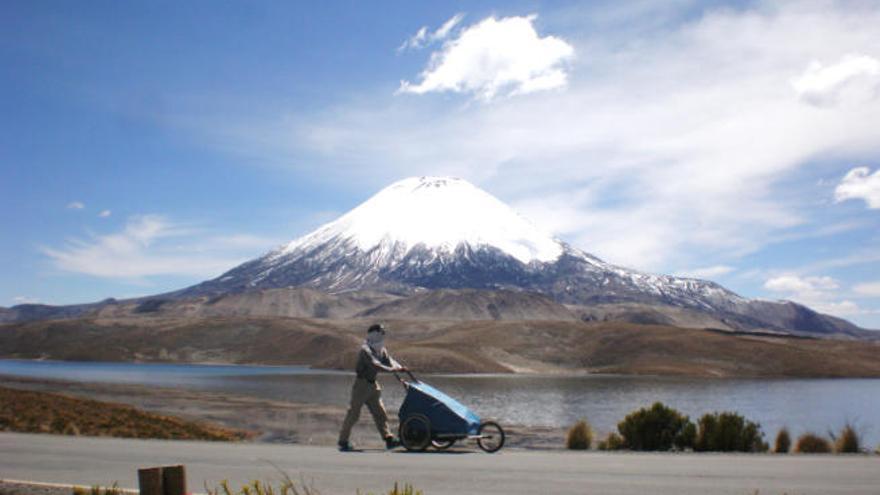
left=385, top=351, right=405, bottom=372
left=363, top=346, right=400, bottom=372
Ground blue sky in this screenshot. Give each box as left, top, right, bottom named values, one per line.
left=2, top=0, right=880, bottom=328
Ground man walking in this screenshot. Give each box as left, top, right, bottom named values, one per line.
left=338, top=323, right=406, bottom=451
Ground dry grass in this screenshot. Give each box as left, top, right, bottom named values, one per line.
left=833, top=423, right=862, bottom=453
left=0, top=386, right=247, bottom=441
left=205, top=479, right=319, bottom=495
left=794, top=433, right=832, bottom=453
left=205, top=478, right=423, bottom=495
left=774, top=428, right=791, bottom=453
left=597, top=432, right=626, bottom=451
left=72, top=483, right=124, bottom=495
left=565, top=419, right=593, bottom=450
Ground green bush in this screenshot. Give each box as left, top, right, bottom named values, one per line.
left=794, top=433, right=832, bottom=454
left=597, top=432, right=626, bottom=451
left=616, top=402, right=695, bottom=451
left=774, top=427, right=791, bottom=453
left=833, top=423, right=861, bottom=453
left=566, top=419, right=593, bottom=450
left=694, top=411, right=767, bottom=452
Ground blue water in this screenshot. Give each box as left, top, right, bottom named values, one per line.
left=2, top=359, right=879, bottom=446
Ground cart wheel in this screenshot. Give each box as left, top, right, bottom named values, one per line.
left=431, top=439, right=456, bottom=450
left=399, top=414, right=431, bottom=452
left=477, top=421, right=505, bottom=453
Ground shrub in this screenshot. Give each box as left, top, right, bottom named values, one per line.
left=833, top=423, right=861, bottom=453
left=566, top=419, right=593, bottom=450
left=616, top=402, right=695, bottom=451
left=693, top=411, right=767, bottom=452
left=794, top=433, right=832, bottom=454
left=597, top=432, right=626, bottom=451
left=774, top=428, right=791, bottom=454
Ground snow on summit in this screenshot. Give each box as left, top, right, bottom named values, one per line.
left=283, top=176, right=563, bottom=264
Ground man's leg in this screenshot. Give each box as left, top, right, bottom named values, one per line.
left=365, top=387, right=392, bottom=440
left=338, top=379, right=369, bottom=445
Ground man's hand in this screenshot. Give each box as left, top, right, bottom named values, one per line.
left=396, top=365, right=409, bottom=372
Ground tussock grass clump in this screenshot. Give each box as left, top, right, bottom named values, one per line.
left=774, top=428, right=791, bottom=454
left=597, top=432, right=626, bottom=451
left=566, top=419, right=593, bottom=450
left=794, top=433, right=832, bottom=454
left=384, top=483, right=423, bottom=495
left=833, top=423, right=862, bottom=453
left=205, top=478, right=318, bottom=495
left=694, top=411, right=767, bottom=452
left=616, top=402, right=695, bottom=451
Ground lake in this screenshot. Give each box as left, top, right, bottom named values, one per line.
left=2, top=359, right=879, bottom=446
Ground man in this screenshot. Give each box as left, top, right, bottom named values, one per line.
left=337, top=323, right=406, bottom=451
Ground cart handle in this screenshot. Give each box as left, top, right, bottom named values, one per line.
left=393, top=367, right=418, bottom=386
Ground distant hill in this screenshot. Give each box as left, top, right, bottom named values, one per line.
left=2, top=316, right=879, bottom=377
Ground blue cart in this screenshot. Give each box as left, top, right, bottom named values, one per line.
left=395, top=371, right=505, bottom=453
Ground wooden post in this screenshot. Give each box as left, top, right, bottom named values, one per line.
left=138, top=467, right=163, bottom=495
left=162, top=465, right=187, bottom=495
left=138, top=465, right=187, bottom=495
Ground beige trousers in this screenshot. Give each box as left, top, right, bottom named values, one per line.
left=338, top=378, right=391, bottom=443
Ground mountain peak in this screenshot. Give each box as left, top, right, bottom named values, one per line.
left=281, top=176, right=563, bottom=264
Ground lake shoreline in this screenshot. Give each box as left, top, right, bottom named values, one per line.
left=5, top=356, right=880, bottom=380
left=0, top=374, right=566, bottom=449
left=2, top=359, right=879, bottom=449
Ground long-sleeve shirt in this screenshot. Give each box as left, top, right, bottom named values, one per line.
left=355, top=345, right=401, bottom=382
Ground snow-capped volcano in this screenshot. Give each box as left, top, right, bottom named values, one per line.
left=177, top=176, right=864, bottom=337
left=280, top=176, right=562, bottom=264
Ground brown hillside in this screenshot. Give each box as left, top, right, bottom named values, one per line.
left=1, top=316, right=879, bottom=377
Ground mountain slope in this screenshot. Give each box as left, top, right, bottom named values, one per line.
left=4, top=176, right=870, bottom=338
left=177, top=176, right=865, bottom=337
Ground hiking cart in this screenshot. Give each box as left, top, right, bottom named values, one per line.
left=394, top=370, right=505, bottom=453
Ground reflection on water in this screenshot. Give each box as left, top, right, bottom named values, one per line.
left=2, top=359, right=879, bottom=446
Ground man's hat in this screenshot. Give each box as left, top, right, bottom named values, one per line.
left=367, top=323, right=385, bottom=334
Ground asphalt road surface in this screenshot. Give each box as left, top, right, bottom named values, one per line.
left=1, top=433, right=878, bottom=495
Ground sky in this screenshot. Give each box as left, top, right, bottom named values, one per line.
left=2, top=0, right=880, bottom=328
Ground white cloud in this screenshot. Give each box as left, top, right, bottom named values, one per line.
left=434, top=13, right=464, bottom=40
left=12, top=296, right=40, bottom=305
left=763, top=274, right=864, bottom=317
left=854, top=282, right=880, bottom=297
left=398, top=13, right=465, bottom=52
left=834, top=166, right=880, bottom=209
left=764, top=275, right=838, bottom=293
left=675, top=265, right=735, bottom=279
left=41, top=215, right=278, bottom=280
left=811, top=300, right=861, bottom=316
left=399, top=26, right=428, bottom=52
left=98, top=209, right=112, bottom=218
left=399, top=14, right=574, bottom=101
left=168, top=2, right=880, bottom=273
left=791, top=53, right=880, bottom=106
left=66, top=201, right=85, bottom=210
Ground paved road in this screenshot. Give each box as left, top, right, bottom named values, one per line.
left=1, top=433, right=878, bottom=495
